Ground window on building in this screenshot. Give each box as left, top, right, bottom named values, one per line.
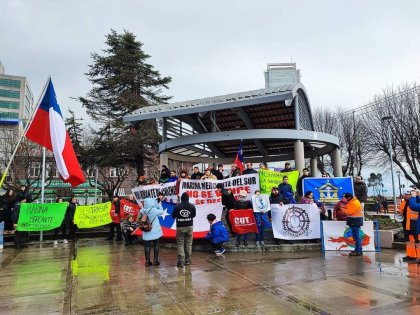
left=0, top=89, right=20, bottom=99
left=0, top=112, right=19, bottom=120
left=109, top=167, right=117, bottom=177
left=30, top=162, right=41, bottom=178
left=0, top=78, right=21, bottom=88
left=86, top=167, right=96, bottom=178
left=0, top=100, right=20, bottom=110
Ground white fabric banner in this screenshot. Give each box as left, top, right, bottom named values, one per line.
left=271, top=204, right=321, bottom=240
left=179, top=174, right=260, bottom=205
left=132, top=182, right=177, bottom=203
left=322, top=221, right=376, bottom=252
left=252, top=194, right=271, bottom=213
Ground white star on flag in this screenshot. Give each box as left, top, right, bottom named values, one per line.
left=161, top=207, right=169, bottom=220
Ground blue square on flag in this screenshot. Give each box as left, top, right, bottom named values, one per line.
left=159, top=201, right=176, bottom=229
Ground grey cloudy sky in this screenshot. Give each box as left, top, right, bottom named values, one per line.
left=2, top=0, right=420, bottom=120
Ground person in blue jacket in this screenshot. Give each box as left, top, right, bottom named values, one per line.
left=205, top=213, right=229, bottom=255
left=140, top=198, right=164, bottom=266
left=408, top=190, right=420, bottom=238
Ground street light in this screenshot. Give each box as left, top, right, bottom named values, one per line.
left=396, top=170, right=402, bottom=198
left=381, top=116, right=397, bottom=210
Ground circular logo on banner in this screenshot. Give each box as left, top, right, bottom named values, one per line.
left=281, top=206, right=311, bottom=237
left=255, top=196, right=269, bottom=212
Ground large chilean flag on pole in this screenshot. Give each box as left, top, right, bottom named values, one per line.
left=26, top=79, right=85, bottom=187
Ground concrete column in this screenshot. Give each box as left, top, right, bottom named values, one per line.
left=332, top=147, right=343, bottom=177
left=294, top=140, right=305, bottom=173
left=310, top=158, right=318, bottom=177
left=160, top=152, right=169, bottom=168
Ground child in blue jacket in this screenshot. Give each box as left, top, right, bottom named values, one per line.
left=205, top=213, right=229, bottom=255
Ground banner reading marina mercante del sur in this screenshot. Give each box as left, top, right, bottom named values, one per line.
left=16, top=203, right=68, bottom=231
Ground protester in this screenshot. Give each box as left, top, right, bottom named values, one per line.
left=269, top=187, right=282, bottom=205
left=140, top=198, right=164, bottom=266
left=278, top=176, right=294, bottom=204
left=282, top=162, right=293, bottom=172
left=333, top=194, right=348, bottom=221
left=205, top=213, right=229, bottom=255
left=301, top=191, right=327, bottom=220
left=214, top=164, right=225, bottom=180
left=201, top=169, right=217, bottom=181
left=253, top=190, right=271, bottom=247
left=374, top=197, right=381, bottom=214
left=127, top=194, right=137, bottom=205
left=172, top=192, right=196, bottom=267
left=12, top=194, right=29, bottom=249
left=354, top=176, right=368, bottom=211
left=399, top=191, right=414, bottom=243
left=1, top=189, right=15, bottom=233
left=382, top=198, right=389, bottom=214
left=233, top=190, right=252, bottom=246
left=159, top=165, right=171, bottom=183
left=242, top=162, right=258, bottom=175
left=321, top=172, right=330, bottom=178
left=53, top=197, right=69, bottom=246
left=175, top=170, right=189, bottom=198
left=168, top=170, right=178, bottom=182
left=67, top=196, right=78, bottom=241
left=406, top=190, right=420, bottom=261
left=122, top=214, right=139, bottom=246
left=190, top=166, right=203, bottom=180
left=106, top=195, right=122, bottom=241
left=216, top=183, right=236, bottom=235
left=259, top=162, right=268, bottom=170
left=231, top=165, right=241, bottom=177
left=343, top=193, right=364, bottom=256
left=296, top=168, right=310, bottom=198
left=16, top=185, right=31, bottom=203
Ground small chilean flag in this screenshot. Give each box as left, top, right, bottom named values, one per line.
left=26, top=79, right=85, bottom=187
left=234, top=141, right=244, bottom=174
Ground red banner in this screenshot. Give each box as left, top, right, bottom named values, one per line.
left=229, top=209, right=258, bottom=234
left=120, top=199, right=141, bottom=221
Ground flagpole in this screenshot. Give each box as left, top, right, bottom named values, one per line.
left=40, top=147, right=46, bottom=242
left=0, top=76, right=51, bottom=188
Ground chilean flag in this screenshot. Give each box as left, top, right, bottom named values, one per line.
left=234, top=141, right=244, bottom=173
left=26, top=79, right=85, bottom=187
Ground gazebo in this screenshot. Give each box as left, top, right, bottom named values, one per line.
left=123, top=82, right=342, bottom=176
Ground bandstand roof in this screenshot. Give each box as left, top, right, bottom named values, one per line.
left=123, top=83, right=339, bottom=163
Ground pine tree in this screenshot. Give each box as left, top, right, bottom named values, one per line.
left=78, top=29, right=171, bottom=176
left=65, top=109, right=84, bottom=155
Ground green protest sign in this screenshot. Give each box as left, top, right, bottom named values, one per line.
left=16, top=203, right=68, bottom=231
left=74, top=202, right=112, bottom=228
left=259, top=169, right=299, bottom=194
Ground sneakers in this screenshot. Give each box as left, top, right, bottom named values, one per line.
left=244, top=240, right=248, bottom=247
left=63, top=239, right=68, bottom=244
left=256, top=241, right=261, bottom=247
left=260, top=241, right=265, bottom=247
left=236, top=241, right=240, bottom=247
left=185, top=258, right=191, bottom=266
left=215, top=248, right=225, bottom=256
left=53, top=240, right=58, bottom=246
left=177, top=261, right=184, bottom=267
left=349, top=251, right=363, bottom=256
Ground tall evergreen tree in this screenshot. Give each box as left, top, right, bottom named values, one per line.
left=78, top=29, right=171, bottom=176
left=65, top=109, right=84, bottom=155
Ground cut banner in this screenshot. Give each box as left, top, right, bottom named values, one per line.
left=74, top=202, right=112, bottom=228
left=16, top=202, right=68, bottom=231
left=229, top=209, right=258, bottom=234
left=271, top=203, right=320, bottom=240
left=259, top=169, right=299, bottom=194
left=322, top=221, right=375, bottom=252
left=119, top=199, right=141, bottom=221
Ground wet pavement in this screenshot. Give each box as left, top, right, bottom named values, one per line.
left=0, top=239, right=419, bottom=315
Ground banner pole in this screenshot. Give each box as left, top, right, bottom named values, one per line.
left=320, top=220, right=325, bottom=254
left=39, top=147, right=46, bottom=242
left=374, top=220, right=381, bottom=252
left=0, top=76, right=50, bottom=188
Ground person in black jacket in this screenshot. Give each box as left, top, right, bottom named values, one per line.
left=354, top=176, right=368, bottom=211
left=216, top=183, right=236, bottom=235
left=67, top=196, right=78, bottom=241
left=53, top=197, right=69, bottom=245
left=190, top=166, right=203, bottom=180
left=1, top=189, right=15, bottom=232
left=172, top=192, right=196, bottom=267
left=297, top=168, right=310, bottom=198
left=242, top=162, right=258, bottom=175
left=12, top=194, right=29, bottom=249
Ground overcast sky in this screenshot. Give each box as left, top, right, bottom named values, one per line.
left=2, top=0, right=420, bottom=119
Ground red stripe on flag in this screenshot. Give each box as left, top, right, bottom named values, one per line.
left=26, top=108, right=53, bottom=150
left=61, top=133, right=85, bottom=187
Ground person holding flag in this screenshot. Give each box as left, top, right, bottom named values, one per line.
left=234, top=141, right=244, bottom=174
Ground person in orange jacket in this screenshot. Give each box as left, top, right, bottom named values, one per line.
left=343, top=193, right=364, bottom=256
left=400, top=190, right=419, bottom=261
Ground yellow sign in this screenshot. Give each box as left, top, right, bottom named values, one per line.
left=259, top=169, right=299, bottom=194
left=74, top=202, right=112, bottom=228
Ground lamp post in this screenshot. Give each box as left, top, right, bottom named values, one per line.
left=381, top=116, right=397, bottom=210
left=396, top=170, right=402, bottom=198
